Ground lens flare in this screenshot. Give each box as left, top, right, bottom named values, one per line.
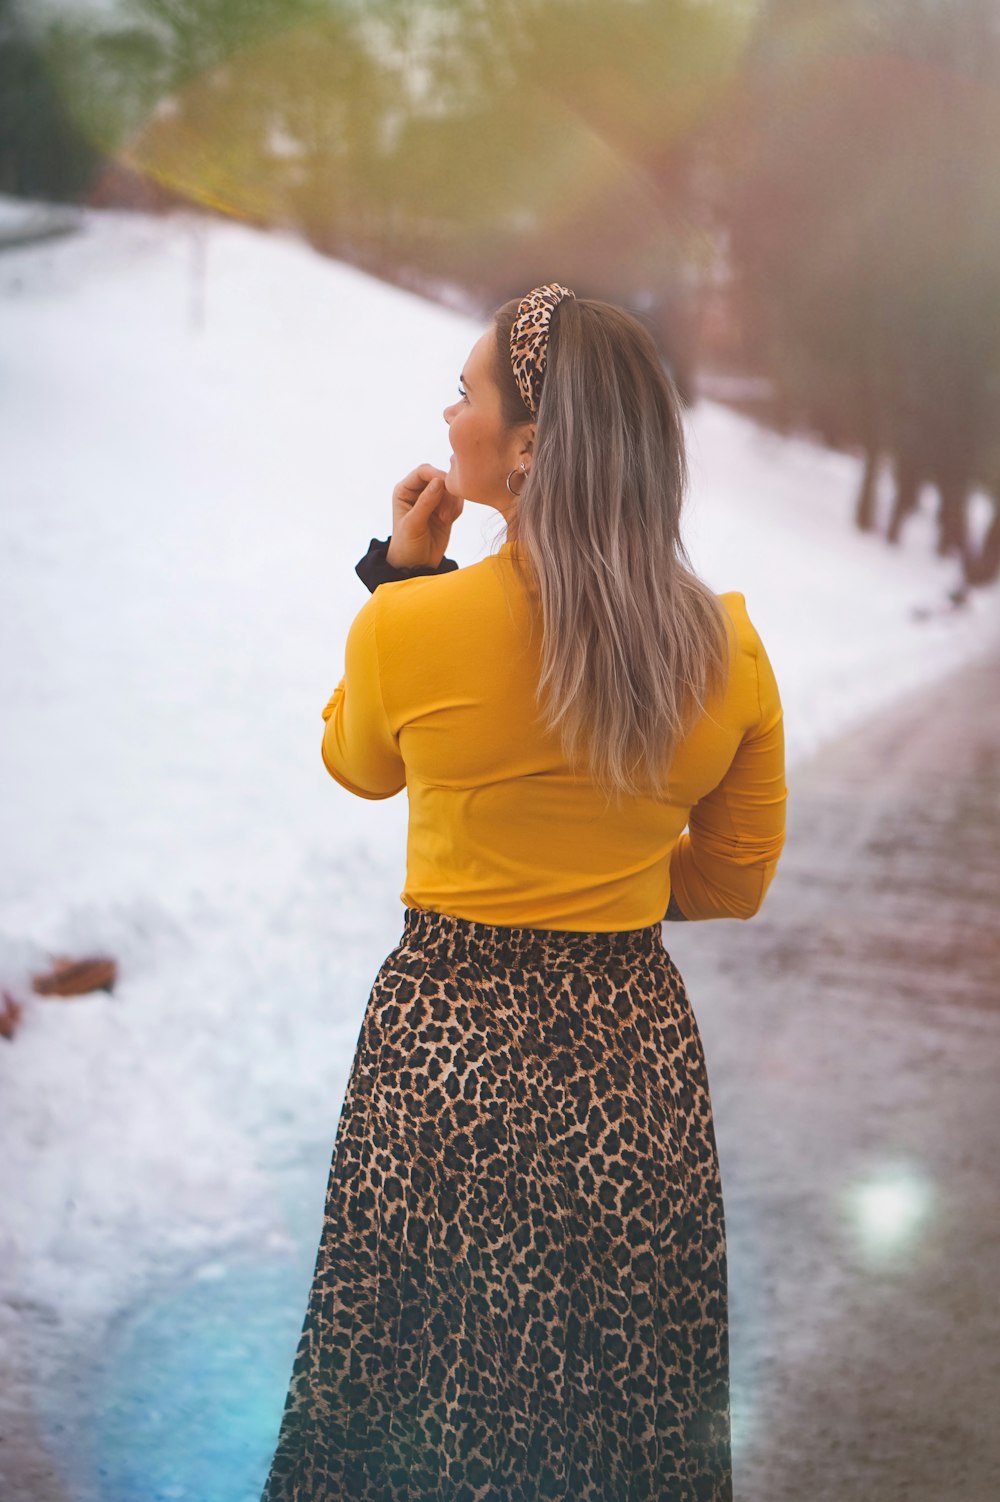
left=842, top=1160, right=933, bottom=1263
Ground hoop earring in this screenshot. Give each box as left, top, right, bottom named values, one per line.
left=506, top=462, right=528, bottom=497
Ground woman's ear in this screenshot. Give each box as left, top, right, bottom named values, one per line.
left=519, top=422, right=536, bottom=462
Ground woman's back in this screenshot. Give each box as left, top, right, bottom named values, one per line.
left=321, top=537, right=786, bottom=930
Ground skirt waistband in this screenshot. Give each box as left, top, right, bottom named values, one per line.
left=400, top=905, right=666, bottom=969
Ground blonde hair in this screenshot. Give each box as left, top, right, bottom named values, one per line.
left=492, top=294, right=733, bottom=809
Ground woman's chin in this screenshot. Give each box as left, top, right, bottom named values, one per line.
left=445, top=469, right=466, bottom=503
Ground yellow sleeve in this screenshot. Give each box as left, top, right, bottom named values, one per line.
left=669, top=630, right=788, bottom=920
left=320, top=592, right=406, bottom=800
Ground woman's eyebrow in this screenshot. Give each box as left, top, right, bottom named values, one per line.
left=459, top=372, right=470, bottom=388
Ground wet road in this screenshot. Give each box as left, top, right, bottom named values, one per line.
left=666, top=644, right=1000, bottom=1501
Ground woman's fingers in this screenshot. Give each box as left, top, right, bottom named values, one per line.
left=412, top=474, right=444, bottom=522
left=387, top=466, right=461, bottom=568
left=409, top=476, right=463, bottom=530
left=392, top=463, right=447, bottom=508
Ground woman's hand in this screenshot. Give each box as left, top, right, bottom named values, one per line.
left=386, top=464, right=464, bottom=569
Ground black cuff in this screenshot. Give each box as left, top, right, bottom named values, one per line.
left=355, top=536, right=460, bottom=594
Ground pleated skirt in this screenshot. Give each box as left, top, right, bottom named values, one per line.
left=259, top=906, right=731, bottom=1502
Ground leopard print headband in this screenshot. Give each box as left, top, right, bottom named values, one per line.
left=509, top=283, right=576, bottom=417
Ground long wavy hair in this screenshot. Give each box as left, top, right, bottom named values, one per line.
left=491, top=294, right=734, bottom=809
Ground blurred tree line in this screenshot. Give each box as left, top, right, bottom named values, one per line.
left=5, top=0, right=999, bottom=586
left=0, top=0, right=100, bottom=199
left=722, top=0, right=1000, bottom=587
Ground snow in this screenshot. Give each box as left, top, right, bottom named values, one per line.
left=1, top=198, right=997, bottom=1498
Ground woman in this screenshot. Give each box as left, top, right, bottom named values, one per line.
left=260, top=285, right=787, bottom=1502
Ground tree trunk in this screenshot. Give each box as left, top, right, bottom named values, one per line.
left=886, top=458, right=921, bottom=544
left=855, top=445, right=880, bottom=532
left=936, top=475, right=969, bottom=558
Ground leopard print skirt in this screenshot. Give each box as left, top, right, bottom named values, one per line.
left=259, top=906, right=731, bottom=1502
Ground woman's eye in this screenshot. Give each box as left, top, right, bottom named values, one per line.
left=457, top=384, right=468, bottom=400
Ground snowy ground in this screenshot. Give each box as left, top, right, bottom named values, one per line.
left=2, top=200, right=998, bottom=1500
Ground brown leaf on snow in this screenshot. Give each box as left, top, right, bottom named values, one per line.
left=31, top=955, right=118, bottom=998
left=1, top=989, right=25, bottom=1039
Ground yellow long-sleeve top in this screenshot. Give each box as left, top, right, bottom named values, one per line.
left=321, top=538, right=788, bottom=931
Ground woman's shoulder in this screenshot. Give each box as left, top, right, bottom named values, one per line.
left=361, top=554, right=517, bottom=653
left=713, top=590, right=783, bottom=724
left=716, top=589, right=767, bottom=653
left=373, top=550, right=518, bottom=607
left=717, top=587, right=748, bottom=618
